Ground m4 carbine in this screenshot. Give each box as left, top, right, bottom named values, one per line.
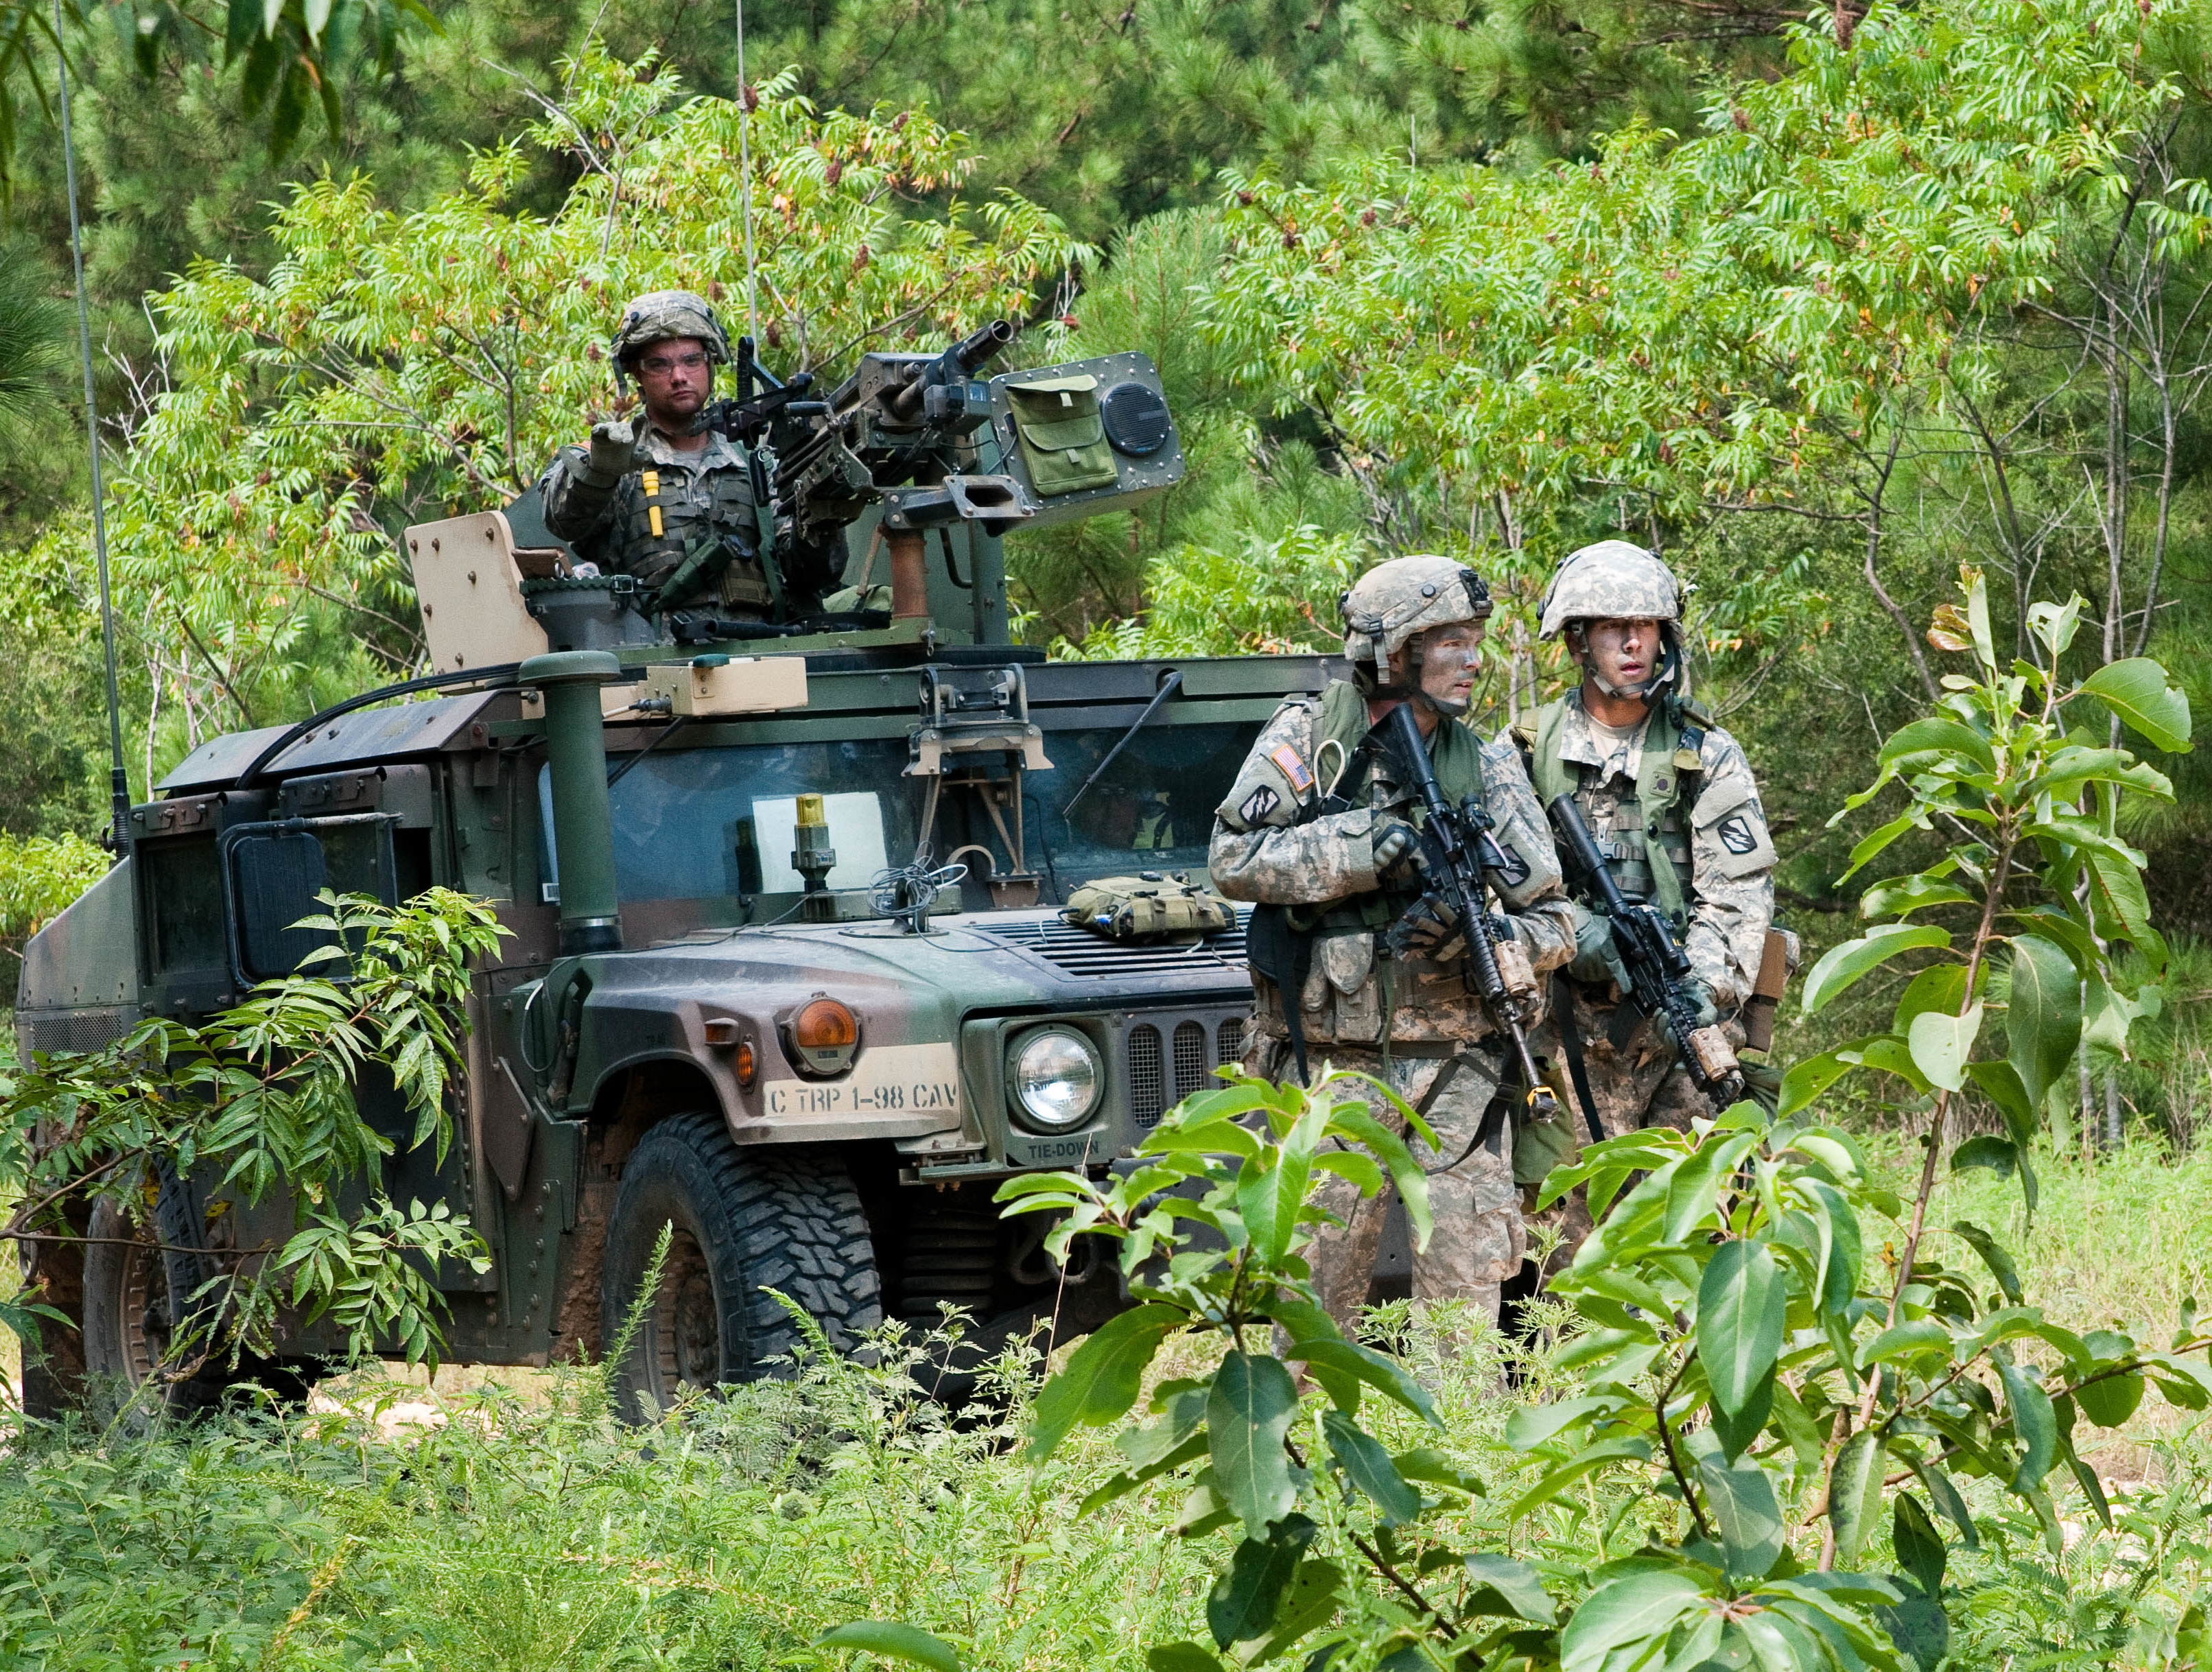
left=1380, top=701, right=1563, bottom=1127
left=1544, top=793, right=1744, bottom=1110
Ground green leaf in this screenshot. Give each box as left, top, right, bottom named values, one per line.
left=1891, top=1492, right=1946, bottom=1601
left=1911, top=1460, right=1979, bottom=1549
left=1503, top=1394, right=1616, bottom=1453
left=1802, top=925, right=1951, bottom=1015
left=1391, top=1448, right=1485, bottom=1495
left=1697, top=1240, right=1786, bottom=1417
left=1664, top=1130, right=1758, bottom=1245
left=268, top=54, right=312, bottom=161
left=1874, top=1594, right=1951, bottom=1672
left=1949, top=1134, right=2016, bottom=1180
left=225, top=0, right=260, bottom=57
left=816, top=1623, right=962, bottom=1672
left=1461, top=1553, right=1556, bottom=1625
left=1828, top=1430, right=1885, bottom=1561
left=1146, top=1645, right=1225, bottom=1672
left=1206, top=1513, right=1316, bottom=1648
left=2006, top=935, right=2082, bottom=1114
left=1026, top=1304, right=1182, bottom=1462
left=1892, top=963, right=1969, bottom=1031
left=1239, top=1093, right=1329, bottom=1264
left=2075, top=1370, right=2145, bottom=1428
left=1907, top=1003, right=1982, bottom=1093
left=1283, top=1338, right=1441, bottom=1427
left=1998, top=1358, right=2058, bottom=1493
left=1862, top=1319, right=1950, bottom=1365
left=2080, top=657, right=2192, bottom=753
left=1708, top=1365, right=1773, bottom=1463
left=1208, top=1351, right=1302, bottom=1535
left=1949, top=1221, right=2023, bottom=1305
left=1879, top=716, right=1996, bottom=775
left=1558, top=1570, right=1709, bottom=1672
left=1322, top=1410, right=1420, bottom=1527
left=1699, top=1455, right=1785, bottom=1582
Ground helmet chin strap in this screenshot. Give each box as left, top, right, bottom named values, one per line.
left=1573, top=625, right=1680, bottom=703
left=1400, top=632, right=1472, bottom=719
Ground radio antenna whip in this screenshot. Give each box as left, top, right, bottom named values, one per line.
left=734, top=0, right=760, bottom=345
left=52, top=0, right=133, bottom=861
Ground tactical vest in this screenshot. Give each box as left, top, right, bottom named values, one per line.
left=1247, top=683, right=1494, bottom=1068
left=1515, top=696, right=1704, bottom=928
left=603, top=454, right=770, bottom=610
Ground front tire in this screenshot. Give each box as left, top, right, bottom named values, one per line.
left=601, top=1113, right=881, bottom=1422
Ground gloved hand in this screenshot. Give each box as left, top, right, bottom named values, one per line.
left=1371, top=816, right=1420, bottom=880
left=586, top=417, right=639, bottom=480
left=1684, top=977, right=1721, bottom=1029
left=1389, top=892, right=1466, bottom=962
left=1566, top=901, right=1630, bottom=991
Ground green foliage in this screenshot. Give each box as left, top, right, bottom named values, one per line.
left=0, top=1315, right=1212, bottom=1667
left=2, top=887, right=506, bottom=1376
left=0, top=825, right=103, bottom=961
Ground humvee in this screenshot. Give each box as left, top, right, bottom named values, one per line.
left=14, top=341, right=1339, bottom=1418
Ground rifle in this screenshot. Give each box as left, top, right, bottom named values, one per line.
left=1544, top=793, right=1745, bottom=1110
left=1379, top=701, right=1563, bottom=1127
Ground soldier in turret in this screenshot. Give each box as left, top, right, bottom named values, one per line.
left=1210, top=556, right=1578, bottom=1332
left=537, top=290, right=839, bottom=617
left=1514, top=542, right=1778, bottom=1179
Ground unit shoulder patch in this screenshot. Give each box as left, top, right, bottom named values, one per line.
left=1239, top=786, right=1282, bottom=825
left=1717, top=812, right=1758, bottom=856
left=1491, top=841, right=1531, bottom=887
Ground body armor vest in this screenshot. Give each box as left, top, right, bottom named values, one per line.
left=601, top=451, right=768, bottom=609
left=1518, top=696, right=1702, bottom=928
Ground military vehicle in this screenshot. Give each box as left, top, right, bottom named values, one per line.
left=15, top=331, right=1337, bottom=1419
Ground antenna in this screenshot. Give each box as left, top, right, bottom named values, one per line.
left=51, top=0, right=133, bottom=861
left=733, top=0, right=760, bottom=345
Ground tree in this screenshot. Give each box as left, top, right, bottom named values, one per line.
left=43, top=44, right=1078, bottom=772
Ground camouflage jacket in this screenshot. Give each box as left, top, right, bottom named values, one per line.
left=538, top=424, right=769, bottom=613
left=1521, top=691, right=1776, bottom=1010
left=1209, top=684, right=1575, bottom=1045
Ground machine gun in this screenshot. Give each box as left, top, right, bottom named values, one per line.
left=1545, top=793, right=1744, bottom=1110
left=1380, top=701, right=1563, bottom=1127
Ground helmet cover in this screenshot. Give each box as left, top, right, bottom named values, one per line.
left=1340, top=555, right=1493, bottom=667
left=1537, top=541, right=1681, bottom=638
left=609, top=290, right=732, bottom=374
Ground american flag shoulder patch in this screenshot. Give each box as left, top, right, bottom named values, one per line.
left=1269, top=745, right=1315, bottom=793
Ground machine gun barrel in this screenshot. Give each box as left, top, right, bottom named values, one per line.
left=1381, top=702, right=1562, bottom=1125
left=1544, top=792, right=1744, bottom=1109
left=886, top=318, right=1017, bottom=421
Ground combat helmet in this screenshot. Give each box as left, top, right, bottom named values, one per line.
left=609, top=289, right=732, bottom=390
left=1341, top=555, right=1493, bottom=712
left=1537, top=540, right=1682, bottom=700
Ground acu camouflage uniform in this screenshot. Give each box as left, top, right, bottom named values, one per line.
left=1516, top=543, right=1778, bottom=1249
left=1210, top=678, right=1576, bottom=1331
left=538, top=423, right=775, bottom=615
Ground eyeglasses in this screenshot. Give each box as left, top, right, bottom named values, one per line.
left=639, top=352, right=711, bottom=374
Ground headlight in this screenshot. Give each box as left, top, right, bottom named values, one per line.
left=1009, top=1028, right=1103, bottom=1133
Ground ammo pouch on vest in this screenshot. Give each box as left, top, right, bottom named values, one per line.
left=1006, top=375, right=1120, bottom=496
left=1063, top=872, right=1236, bottom=944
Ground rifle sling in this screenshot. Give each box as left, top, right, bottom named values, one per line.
left=1553, top=974, right=1608, bottom=1146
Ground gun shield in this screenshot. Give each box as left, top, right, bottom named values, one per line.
left=987, top=353, right=1186, bottom=531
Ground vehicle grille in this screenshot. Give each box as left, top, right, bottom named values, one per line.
left=978, top=915, right=1248, bottom=980
left=1127, top=1010, right=1251, bottom=1129
left=16, top=1007, right=136, bottom=1057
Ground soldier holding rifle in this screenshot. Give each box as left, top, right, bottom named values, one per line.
left=1210, top=556, right=1577, bottom=1331
left=1513, top=542, right=1789, bottom=1215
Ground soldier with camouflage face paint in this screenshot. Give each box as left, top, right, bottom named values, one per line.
left=1514, top=542, right=1782, bottom=1241
left=538, top=290, right=839, bottom=617
left=1210, top=555, right=1577, bottom=1332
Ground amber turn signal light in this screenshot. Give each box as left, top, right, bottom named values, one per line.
left=793, top=998, right=858, bottom=1048
left=734, top=1039, right=757, bottom=1087
left=785, top=996, right=860, bottom=1076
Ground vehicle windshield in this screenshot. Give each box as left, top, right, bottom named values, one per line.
left=548, top=720, right=1255, bottom=910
